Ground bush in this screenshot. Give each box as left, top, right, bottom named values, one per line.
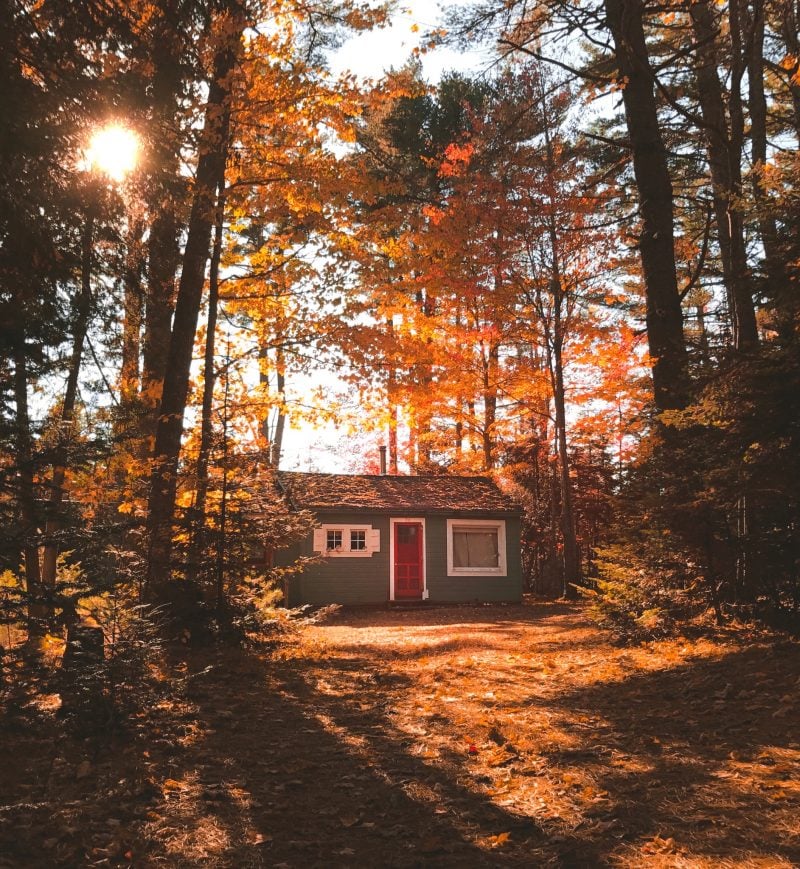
left=582, top=541, right=704, bottom=642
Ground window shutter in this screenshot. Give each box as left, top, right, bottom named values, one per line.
left=312, top=527, right=325, bottom=552
left=367, top=528, right=380, bottom=552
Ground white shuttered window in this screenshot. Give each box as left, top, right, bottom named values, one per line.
left=312, top=524, right=380, bottom=557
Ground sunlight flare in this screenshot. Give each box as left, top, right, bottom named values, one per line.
left=85, top=124, right=139, bottom=181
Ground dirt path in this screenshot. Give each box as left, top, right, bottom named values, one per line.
left=2, top=602, right=799, bottom=867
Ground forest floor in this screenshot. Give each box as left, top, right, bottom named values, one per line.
left=1, top=600, right=799, bottom=868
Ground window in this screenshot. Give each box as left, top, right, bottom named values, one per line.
left=396, top=525, right=417, bottom=545
left=313, top=525, right=380, bottom=557
left=446, top=519, right=507, bottom=576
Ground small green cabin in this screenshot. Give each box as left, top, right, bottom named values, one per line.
left=276, top=472, right=523, bottom=606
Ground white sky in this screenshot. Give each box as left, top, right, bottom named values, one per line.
left=329, top=1, right=486, bottom=80
left=281, top=1, right=490, bottom=473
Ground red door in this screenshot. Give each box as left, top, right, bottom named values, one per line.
left=394, top=522, right=423, bottom=599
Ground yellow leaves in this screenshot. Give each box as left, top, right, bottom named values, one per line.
left=0, top=569, right=21, bottom=589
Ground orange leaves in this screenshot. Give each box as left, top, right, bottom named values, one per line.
left=439, top=141, right=475, bottom=177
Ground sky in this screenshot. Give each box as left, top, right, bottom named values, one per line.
left=280, top=1, right=490, bottom=473
left=329, top=1, right=486, bottom=81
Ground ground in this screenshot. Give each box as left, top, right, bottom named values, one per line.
left=1, top=601, right=799, bottom=867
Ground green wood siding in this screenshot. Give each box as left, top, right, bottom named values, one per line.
left=278, top=513, right=392, bottom=606
left=276, top=511, right=522, bottom=606
left=424, top=515, right=523, bottom=603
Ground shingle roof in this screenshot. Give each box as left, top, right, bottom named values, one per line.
left=277, top=472, right=521, bottom=515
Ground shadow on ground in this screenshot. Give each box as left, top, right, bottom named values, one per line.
left=1, top=603, right=798, bottom=867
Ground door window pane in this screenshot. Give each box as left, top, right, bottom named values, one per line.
left=397, top=525, right=417, bottom=545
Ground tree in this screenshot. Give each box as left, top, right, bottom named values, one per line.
left=146, top=0, right=246, bottom=587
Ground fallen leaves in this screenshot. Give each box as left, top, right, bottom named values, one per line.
left=642, top=834, right=678, bottom=854
left=3, top=603, right=799, bottom=869
left=485, top=831, right=511, bottom=848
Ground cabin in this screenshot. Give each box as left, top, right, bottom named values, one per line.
left=275, top=471, right=523, bottom=606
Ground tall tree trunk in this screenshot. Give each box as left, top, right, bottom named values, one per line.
left=142, top=2, right=189, bottom=434
left=726, top=0, right=760, bottom=348
left=689, top=0, right=759, bottom=349
left=744, top=0, right=792, bottom=338
left=186, top=179, right=225, bottom=584
left=216, top=343, right=231, bottom=612
left=41, top=210, right=95, bottom=590
left=270, top=350, right=287, bottom=468
left=413, top=287, right=434, bottom=468
left=481, top=341, right=498, bottom=470
left=142, top=208, right=179, bottom=419
left=121, top=215, right=145, bottom=409
left=259, top=344, right=287, bottom=467
left=147, top=6, right=243, bottom=587
left=603, top=0, right=689, bottom=409
left=386, top=318, right=399, bottom=473
left=12, top=329, right=43, bottom=635
left=537, top=73, right=580, bottom=590
left=550, top=305, right=580, bottom=592
left=777, top=0, right=800, bottom=139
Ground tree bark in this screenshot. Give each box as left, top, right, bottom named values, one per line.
left=121, top=215, right=145, bottom=408
left=689, top=0, right=759, bottom=349
left=41, top=210, right=95, bottom=590
left=147, top=5, right=243, bottom=587
left=744, top=0, right=792, bottom=338
left=726, top=0, right=760, bottom=348
left=536, top=72, right=580, bottom=591
left=386, top=318, right=399, bottom=473
left=186, top=179, right=225, bottom=584
left=141, top=2, right=189, bottom=433
left=12, top=329, right=42, bottom=634
left=603, top=0, right=689, bottom=409
left=481, top=340, right=499, bottom=471
left=270, top=353, right=287, bottom=468
left=776, top=0, right=800, bottom=139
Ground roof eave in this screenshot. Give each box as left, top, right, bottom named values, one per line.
left=296, top=506, right=523, bottom=516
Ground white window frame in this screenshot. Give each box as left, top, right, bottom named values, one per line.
left=314, top=524, right=379, bottom=558
left=446, top=518, right=507, bottom=577
left=326, top=529, right=343, bottom=552
left=350, top=528, right=367, bottom=551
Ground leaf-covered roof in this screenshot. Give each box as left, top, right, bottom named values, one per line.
left=277, top=472, right=521, bottom=515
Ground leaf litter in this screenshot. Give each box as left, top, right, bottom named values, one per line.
left=0, top=601, right=798, bottom=867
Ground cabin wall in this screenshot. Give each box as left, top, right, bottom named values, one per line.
left=277, top=513, right=391, bottom=606
left=424, top=515, right=523, bottom=603
left=276, top=511, right=523, bottom=606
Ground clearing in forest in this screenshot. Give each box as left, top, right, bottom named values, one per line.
left=1, top=602, right=799, bottom=867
